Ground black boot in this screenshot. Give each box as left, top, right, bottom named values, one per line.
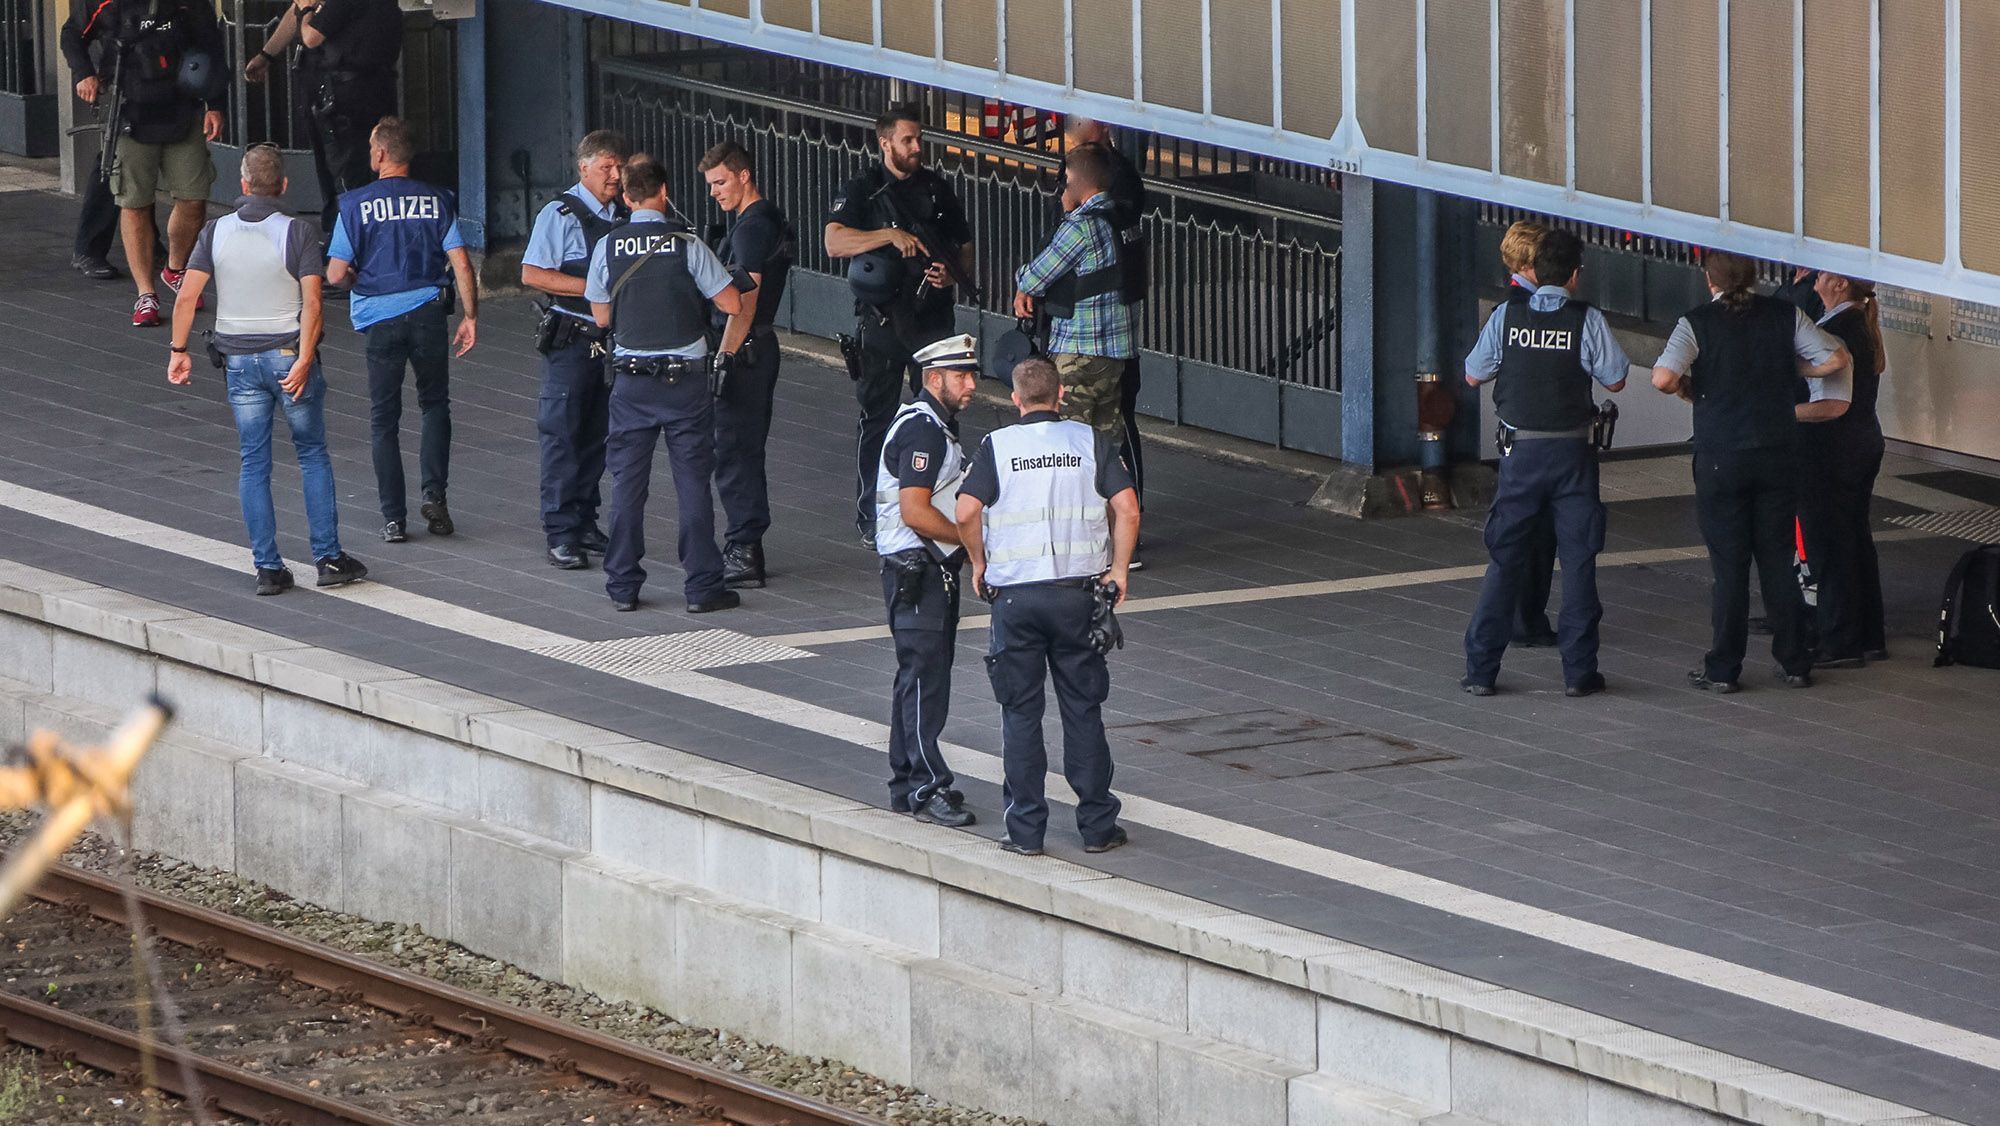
left=723, top=542, right=766, bottom=589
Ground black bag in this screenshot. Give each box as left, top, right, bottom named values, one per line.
left=1935, top=544, right=2000, bottom=669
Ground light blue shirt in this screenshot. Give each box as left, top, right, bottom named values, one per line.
left=524, top=183, right=622, bottom=322
left=584, top=209, right=734, bottom=358
left=1465, top=285, right=1632, bottom=389
left=328, top=215, right=466, bottom=332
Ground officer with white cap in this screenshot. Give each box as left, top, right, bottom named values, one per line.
left=875, top=333, right=982, bottom=827
left=957, top=355, right=1140, bottom=856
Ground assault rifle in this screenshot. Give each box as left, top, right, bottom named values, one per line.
left=869, top=178, right=982, bottom=306
left=66, top=43, right=126, bottom=186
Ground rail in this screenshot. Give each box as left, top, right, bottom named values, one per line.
left=0, top=0, right=46, bottom=97
left=7, top=861, right=878, bottom=1126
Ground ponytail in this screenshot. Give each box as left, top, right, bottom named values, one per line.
left=1851, top=280, right=1887, bottom=379
left=1703, top=251, right=1759, bottom=311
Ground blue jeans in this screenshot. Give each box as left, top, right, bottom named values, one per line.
left=225, top=350, right=341, bottom=571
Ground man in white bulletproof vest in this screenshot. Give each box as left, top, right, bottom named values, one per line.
left=957, top=357, right=1140, bottom=856
left=1461, top=230, right=1630, bottom=698
left=875, top=334, right=982, bottom=827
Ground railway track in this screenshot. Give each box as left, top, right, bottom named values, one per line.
left=0, top=862, right=878, bottom=1125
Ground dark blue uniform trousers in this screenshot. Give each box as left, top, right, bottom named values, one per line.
left=1464, top=437, right=1606, bottom=687
left=537, top=337, right=611, bottom=548
left=603, top=369, right=726, bottom=605
left=986, top=582, right=1122, bottom=849
left=882, top=557, right=961, bottom=809
left=714, top=328, right=782, bottom=546
left=363, top=302, right=452, bottom=525
left=1695, top=446, right=1811, bottom=682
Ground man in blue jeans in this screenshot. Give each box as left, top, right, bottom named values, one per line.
left=168, top=144, right=366, bottom=594
left=326, top=116, right=479, bottom=543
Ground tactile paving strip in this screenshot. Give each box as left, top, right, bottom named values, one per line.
left=531, top=628, right=812, bottom=672
left=1888, top=508, right=2000, bottom=543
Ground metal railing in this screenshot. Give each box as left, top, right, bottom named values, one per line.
left=2, top=0, right=46, bottom=96
left=595, top=58, right=1343, bottom=391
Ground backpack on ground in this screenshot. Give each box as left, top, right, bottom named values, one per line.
left=1936, top=544, right=2000, bottom=668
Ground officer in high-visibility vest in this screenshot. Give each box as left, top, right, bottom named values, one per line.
left=875, top=334, right=982, bottom=827
left=958, top=356, right=1140, bottom=857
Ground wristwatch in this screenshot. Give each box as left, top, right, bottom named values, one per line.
left=170, top=343, right=189, bottom=354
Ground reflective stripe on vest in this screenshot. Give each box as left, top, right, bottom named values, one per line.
left=874, top=400, right=964, bottom=557
left=211, top=212, right=302, bottom=339
left=980, top=420, right=1108, bottom=587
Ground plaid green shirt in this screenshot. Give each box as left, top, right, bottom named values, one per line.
left=1015, top=194, right=1135, bottom=359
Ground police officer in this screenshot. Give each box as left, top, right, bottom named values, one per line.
left=244, top=0, right=402, bottom=241
left=701, top=140, right=796, bottom=589
left=1498, top=219, right=1559, bottom=648
left=327, top=116, right=478, bottom=543
left=586, top=154, right=747, bottom=614
left=59, top=0, right=227, bottom=328
left=523, top=130, right=631, bottom=570
left=1061, top=116, right=1150, bottom=565
left=876, top=335, right=982, bottom=827
left=1651, top=251, right=1849, bottom=692
left=958, top=356, right=1140, bottom=856
left=825, top=105, right=976, bottom=546
left=1013, top=144, right=1132, bottom=437
left=1461, top=230, right=1630, bottom=698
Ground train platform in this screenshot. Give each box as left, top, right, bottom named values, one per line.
left=4, top=182, right=2000, bottom=1124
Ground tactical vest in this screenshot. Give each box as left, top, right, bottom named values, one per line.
left=210, top=211, right=302, bottom=339
left=980, top=420, right=1110, bottom=588
left=605, top=221, right=710, bottom=355
left=719, top=199, right=796, bottom=329
left=552, top=190, right=627, bottom=318
left=1041, top=210, right=1123, bottom=321
left=875, top=399, right=964, bottom=557
left=336, top=178, right=455, bottom=297
left=1686, top=296, right=1801, bottom=452
left=115, top=0, right=208, bottom=141
left=1493, top=299, right=1595, bottom=431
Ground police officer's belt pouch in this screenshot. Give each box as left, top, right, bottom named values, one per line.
left=1089, top=580, right=1124, bottom=656
left=533, top=303, right=595, bottom=355
left=890, top=548, right=929, bottom=611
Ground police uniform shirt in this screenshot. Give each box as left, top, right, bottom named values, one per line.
left=1803, top=302, right=1859, bottom=408
left=326, top=179, right=464, bottom=332
left=960, top=413, right=1135, bottom=585
left=583, top=208, right=735, bottom=359
left=720, top=198, right=792, bottom=328
left=1465, top=285, right=1632, bottom=402
left=826, top=166, right=972, bottom=304
left=1653, top=297, right=1841, bottom=380
left=525, top=183, right=625, bottom=321
left=298, top=0, right=401, bottom=78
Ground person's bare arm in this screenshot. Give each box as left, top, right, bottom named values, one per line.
left=900, top=488, right=960, bottom=547
left=284, top=275, right=324, bottom=400
left=1797, top=399, right=1851, bottom=422
left=824, top=222, right=924, bottom=260
left=1104, top=488, right=1139, bottom=606
left=297, top=0, right=328, bottom=48
left=246, top=7, right=298, bottom=80
left=591, top=302, right=612, bottom=329
left=521, top=264, right=586, bottom=298
left=166, top=270, right=212, bottom=386
left=718, top=274, right=760, bottom=355
left=955, top=495, right=989, bottom=596
left=447, top=246, right=478, bottom=356
left=1651, top=366, right=1684, bottom=395
left=326, top=257, right=353, bottom=288
left=1799, top=344, right=1851, bottom=380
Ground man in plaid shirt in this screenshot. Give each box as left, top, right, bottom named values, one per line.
left=1013, top=146, right=1133, bottom=435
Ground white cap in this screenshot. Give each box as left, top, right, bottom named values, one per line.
left=913, top=333, right=981, bottom=372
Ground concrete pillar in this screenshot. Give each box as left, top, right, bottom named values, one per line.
left=477, top=0, right=590, bottom=247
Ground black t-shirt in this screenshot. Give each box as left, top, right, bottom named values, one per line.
left=827, top=165, right=973, bottom=245
left=721, top=198, right=792, bottom=329
left=960, top=413, right=1136, bottom=505
left=302, top=0, right=403, bottom=78
left=882, top=394, right=960, bottom=490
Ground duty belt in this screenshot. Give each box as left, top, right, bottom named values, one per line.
left=1495, top=421, right=1590, bottom=457
left=612, top=355, right=700, bottom=381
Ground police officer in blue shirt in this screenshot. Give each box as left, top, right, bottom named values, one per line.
left=1460, top=230, right=1629, bottom=698
left=586, top=154, right=747, bottom=614
left=326, top=116, right=479, bottom=544
left=523, top=129, right=631, bottom=570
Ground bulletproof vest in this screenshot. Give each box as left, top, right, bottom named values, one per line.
left=116, top=0, right=204, bottom=141
left=980, top=419, right=1110, bottom=588
left=846, top=166, right=956, bottom=311
left=552, top=190, right=627, bottom=317
left=1685, top=295, right=1802, bottom=452
left=605, top=221, right=710, bottom=354
left=875, top=400, right=964, bottom=558
left=210, top=211, right=302, bottom=338
left=1099, top=145, right=1150, bottom=303
left=1041, top=210, right=1123, bottom=321
left=1821, top=305, right=1882, bottom=428
left=336, top=177, right=456, bottom=297
left=720, top=199, right=796, bottom=328
left=1492, top=299, right=1595, bottom=431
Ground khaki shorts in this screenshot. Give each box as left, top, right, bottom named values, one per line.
left=112, top=119, right=215, bottom=209
left=1054, top=352, right=1124, bottom=435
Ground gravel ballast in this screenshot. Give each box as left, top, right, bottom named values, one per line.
left=0, top=814, right=1040, bottom=1126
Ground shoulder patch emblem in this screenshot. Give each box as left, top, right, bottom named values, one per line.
left=911, top=452, right=929, bottom=472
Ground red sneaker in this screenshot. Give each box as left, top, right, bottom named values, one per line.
left=160, top=266, right=205, bottom=310
left=132, top=292, right=161, bottom=327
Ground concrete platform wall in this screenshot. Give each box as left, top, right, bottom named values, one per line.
left=0, top=562, right=1941, bottom=1126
